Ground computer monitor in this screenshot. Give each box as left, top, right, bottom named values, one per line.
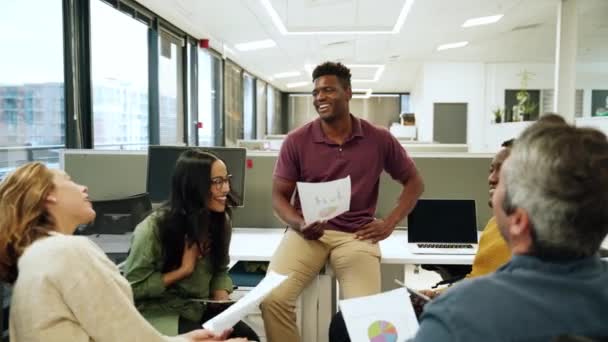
left=146, top=146, right=247, bottom=206
left=408, top=199, right=478, bottom=243
left=76, top=193, right=152, bottom=235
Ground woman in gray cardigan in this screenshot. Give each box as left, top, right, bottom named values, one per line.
left=0, top=162, right=243, bottom=342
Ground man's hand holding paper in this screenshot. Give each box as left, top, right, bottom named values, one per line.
left=297, top=220, right=326, bottom=240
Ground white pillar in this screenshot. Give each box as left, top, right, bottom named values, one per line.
left=553, top=0, right=578, bottom=123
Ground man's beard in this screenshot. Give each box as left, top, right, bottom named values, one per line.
left=320, top=112, right=338, bottom=123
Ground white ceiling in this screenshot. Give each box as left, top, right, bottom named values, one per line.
left=135, top=0, right=608, bottom=92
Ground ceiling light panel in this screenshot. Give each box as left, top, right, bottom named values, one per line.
left=274, top=71, right=302, bottom=79
left=260, top=0, right=415, bottom=35
left=352, top=88, right=373, bottom=98
left=462, top=14, right=504, bottom=28
left=437, top=41, right=469, bottom=51
left=286, top=81, right=310, bottom=88
left=234, top=39, right=277, bottom=51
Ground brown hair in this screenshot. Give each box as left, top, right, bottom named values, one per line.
left=0, top=162, right=56, bottom=283
left=536, top=113, right=567, bottom=126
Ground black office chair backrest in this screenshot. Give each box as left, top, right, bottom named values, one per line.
left=77, top=193, right=152, bottom=235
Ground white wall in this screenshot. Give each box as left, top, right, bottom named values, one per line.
left=411, top=63, right=485, bottom=151
left=575, top=116, right=608, bottom=134
left=483, top=63, right=555, bottom=151
left=483, top=62, right=608, bottom=148
left=409, top=66, right=424, bottom=123
left=576, top=63, right=608, bottom=117
left=411, top=62, right=608, bottom=152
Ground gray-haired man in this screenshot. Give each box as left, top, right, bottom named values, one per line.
left=412, top=122, right=608, bottom=341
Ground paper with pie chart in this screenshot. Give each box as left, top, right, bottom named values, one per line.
left=339, top=288, right=419, bottom=342
left=296, top=176, right=351, bottom=225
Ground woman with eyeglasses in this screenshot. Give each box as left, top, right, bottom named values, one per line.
left=0, top=162, right=242, bottom=341
left=122, top=149, right=258, bottom=341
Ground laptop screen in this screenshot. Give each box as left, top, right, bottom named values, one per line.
left=408, top=199, right=478, bottom=243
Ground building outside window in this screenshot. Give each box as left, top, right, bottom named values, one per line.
left=0, top=0, right=65, bottom=178
left=90, top=0, right=149, bottom=150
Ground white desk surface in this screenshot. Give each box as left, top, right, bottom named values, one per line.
left=88, top=228, right=475, bottom=265
left=229, top=228, right=475, bottom=265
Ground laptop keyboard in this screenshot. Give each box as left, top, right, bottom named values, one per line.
left=417, top=243, right=474, bottom=249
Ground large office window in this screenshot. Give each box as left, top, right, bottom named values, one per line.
left=243, top=73, right=256, bottom=140
left=90, top=0, right=149, bottom=150
left=198, top=50, right=222, bottom=146
left=186, top=42, right=195, bottom=146
left=400, top=94, right=411, bottom=113
left=0, top=0, right=65, bottom=178
left=267, top=85, right=283, bottom=135
left=224, top=61, right=243, bottom=147
left=256, top=79, right=267, bottom=139
left=159, top=30, right=185, bottom=145
left=576, top=1, right=608, bottom=120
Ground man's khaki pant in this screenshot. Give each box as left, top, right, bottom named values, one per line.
left=260, top=229, right=381, bottom=342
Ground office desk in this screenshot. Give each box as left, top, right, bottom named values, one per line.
left=229, top=228, right=475, bottom=342
left=230, top=228, right=475, bottom=265
left=88, top=228, right=475, bottom=342
left=87, top=228, right=476, bottom=265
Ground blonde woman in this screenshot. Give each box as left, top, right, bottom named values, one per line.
left=0, top=162, right=246, bottom=342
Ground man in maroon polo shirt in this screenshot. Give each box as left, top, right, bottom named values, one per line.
left=260, top=62, right=425, bottom=342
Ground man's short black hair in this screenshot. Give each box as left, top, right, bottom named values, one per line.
left=312, top=62, right=351, bottom=89
left=502, top=139, right=515, bottom=148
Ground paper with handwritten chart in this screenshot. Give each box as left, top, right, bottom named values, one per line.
left=297, top=176, right=351, bottom=226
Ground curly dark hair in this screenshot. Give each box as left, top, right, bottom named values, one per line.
left=312, top=62, right=352, bottom=89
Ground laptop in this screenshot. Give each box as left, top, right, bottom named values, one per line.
left=407, top=199, right=479, bottom=255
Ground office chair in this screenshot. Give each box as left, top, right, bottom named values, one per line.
left=76, top=193, right=152, bottom=235
left=421, top=264, right=472, bottom=288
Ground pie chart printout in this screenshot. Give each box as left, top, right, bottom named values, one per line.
left=368, top=320, right=398, bottom=342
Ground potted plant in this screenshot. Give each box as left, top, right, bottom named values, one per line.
left=513, top=90, right=538, bottom=121
left=492, top=108, right=503, bottom=123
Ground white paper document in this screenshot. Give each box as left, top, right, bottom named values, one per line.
left=296, top=176, right=351, bottom=225
left=202, top=271, right=288, bottom=333
left=340, top=288, right=419, bottom=342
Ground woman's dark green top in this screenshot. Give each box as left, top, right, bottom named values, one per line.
left=122, top=211, right=233, bottom=336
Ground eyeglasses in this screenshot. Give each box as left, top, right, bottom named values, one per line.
left=210, top=174, right=232, bottom=190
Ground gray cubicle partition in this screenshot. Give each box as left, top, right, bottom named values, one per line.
left=230, top=154, right=283, bottom=228
left=378, top=154, right=493, bottom=228
left=61, top=150, right=147, bottom=201
left=62, top=150, right=493, bottom=229
left=63, top=150, right=492, bottom=292
left=234, top=152, right=493, bottom=229
left=232, top=153, right=493, bottom=229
